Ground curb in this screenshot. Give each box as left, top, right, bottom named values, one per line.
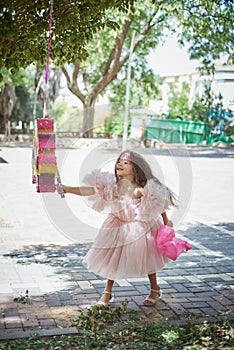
left=0, top=327, right=78, bottom=341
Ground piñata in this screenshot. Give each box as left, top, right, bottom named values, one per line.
left=32, top=118, right=57, bottom=192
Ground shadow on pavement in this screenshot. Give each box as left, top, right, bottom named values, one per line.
left=0, top=221, right=233, bottom=336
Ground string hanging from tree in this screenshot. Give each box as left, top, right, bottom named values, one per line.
left=32, top=0, right=64, bottom=198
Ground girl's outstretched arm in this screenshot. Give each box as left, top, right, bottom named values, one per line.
left=57, top=185, right=95, bottom=196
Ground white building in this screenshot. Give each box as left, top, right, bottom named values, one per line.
left=153, top=64, right=234, bottom=115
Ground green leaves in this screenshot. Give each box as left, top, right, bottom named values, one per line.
left=2, top=315, right=233, bottom=349
left=167, top=82, right=231, bottom=137
left=1, top=1, right=233, bottom=75
left=177, top=0, right=234, bottom=73
left=0, top=0, right=135, bottom=70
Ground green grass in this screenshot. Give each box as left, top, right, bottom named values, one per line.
left=0, top=303, right=233, bottom=350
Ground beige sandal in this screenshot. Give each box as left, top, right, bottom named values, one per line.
left=143, top=287, right=162, bottom=306
left=97, top=290, right=114, bottom=307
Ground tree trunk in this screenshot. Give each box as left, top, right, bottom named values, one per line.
left=82, top=98, right=96, bottom=138
left=35, top=63, right=61, bottom=118
left=0, top=82, right=17, bottom=119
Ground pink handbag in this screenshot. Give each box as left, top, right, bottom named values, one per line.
left=156, top=225, right=192, bottom=261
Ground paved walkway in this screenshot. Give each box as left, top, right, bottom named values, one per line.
left=0, top=144, right=233, bottom=340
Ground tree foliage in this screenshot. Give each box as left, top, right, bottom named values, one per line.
left=177, top=0, right=234, bottom=73
left=167, top=82, right=191, bottom=120
left=190, top=86, right=230, bottom=134
left=0, top=0, right=134, bottom=74
left=1, top=0, right=233, bottom=135
left=167, top=82, right=231, bottom=135
left=1, top=0, right=233, bottom=74
left=61, top=0, right=171, bottom=135
left=0, top=67, right=36, bottom=130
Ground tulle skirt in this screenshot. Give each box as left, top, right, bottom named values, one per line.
left=83, top=214, right=170, bottom=281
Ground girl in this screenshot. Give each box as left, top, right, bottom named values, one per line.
left=57, top=150, right=176, bottom=307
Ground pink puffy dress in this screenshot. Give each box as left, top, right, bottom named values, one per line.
left=82, top=170, right=172, bottom=281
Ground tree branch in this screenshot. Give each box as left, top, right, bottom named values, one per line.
left=61, top=63, right=85, bottom=103
left=61, top=65, right=71, bottom=86
left=119, top=10, right=163, bottom=70
left=82, top=70, right=92, bottom=94
left=101, top=14, right=134, bottom=77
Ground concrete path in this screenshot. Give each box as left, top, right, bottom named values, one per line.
left=0, top=143, right=233, bottom=340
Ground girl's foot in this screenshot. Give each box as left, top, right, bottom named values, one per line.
left=143, top=286, right=162, bottom=306
left=97, top=290, right=114, bottom=307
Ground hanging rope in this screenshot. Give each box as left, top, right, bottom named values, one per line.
left=32, top=0, right=65, bottom=198
left=43, top=0, right=54, bottom=118
left=45, top=0, right=53, bottom=84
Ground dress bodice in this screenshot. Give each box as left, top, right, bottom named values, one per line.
left=82, top=169, right=171, bottom=222
left=111, top=198, right=141, bottom=222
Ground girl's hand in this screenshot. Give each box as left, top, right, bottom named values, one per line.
left=56, top=184, right=66, bottom=196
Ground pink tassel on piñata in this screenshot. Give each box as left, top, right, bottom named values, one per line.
left=156, top=225, right=192, bottom=261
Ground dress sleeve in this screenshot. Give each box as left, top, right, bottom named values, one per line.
left=81, top=169, right=117, bottom=211
left=135, top=179, right=171, bottom=222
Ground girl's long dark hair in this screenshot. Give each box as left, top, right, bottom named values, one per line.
left=115, top=150, right=176, bottom=206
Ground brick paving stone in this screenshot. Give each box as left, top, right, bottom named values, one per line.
left=182, top=302, right=209, bottom=309
left=170, top=284, right=191, bottom=293
left=160, top=288, right=177, bottom=294
left=77, top=281, right=93, bottom=289
left=169, top=297, right=190, bottom=303
left=157, top=309, right=177, bottom=319
left=168, top=303, right=188, bottom=316
left=116, top=279, right=132, bottom=287
left=70, top=298, right=91, bottom=306
left=57, top=292, right=72, bottom=301
left=187, top=296, right=217, bottom=302
left=38, top=319, right=57, bottom=328
left=131, top=295, right=146, bottom=305
left=4, top=308, right=19, bottom=317
left=112, top=286, right=135, bottom=292
left=169, top=292, right=194, bottom=298
left=155, top=302, right=173, bottom=311
left=186, top=276, right=203, bottom=283
left=202, top=307, right=223, bottom=316
left=131, top=285, right=149, bottom=295
left=124, top=301, right=142, bottom=312
left=72, top=291, right=100, bottom=301
left=109, top=290, right=140, bottom=297
left=188, top=288, right=215, bottom=294
left=83, top=272, right=98, bottom=280
left=212, top=296, right=234, bottom=306
left=22, top=319, right=40, bottom=328
left=207, top=301, right=227, bottom=311
left=91, top=279, right=106, bottom=285
left=5, top=319, right=22, bottom=329
left=127, top=277, right=148, bottom=283
left=186, top=308, right=204, bottom=316
left=114, top=296, right=131, bottom=303
left=74, top=288, right=98, bottom=295
left=46, top=298, right=62, bottom=307
left=70, top=273, right=85, bottom=280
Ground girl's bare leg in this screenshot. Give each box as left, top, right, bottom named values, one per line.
left=99, top=279, right=114, bottom=303
left=144, top=273, right=161, bottom=305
